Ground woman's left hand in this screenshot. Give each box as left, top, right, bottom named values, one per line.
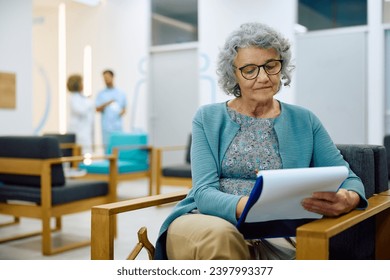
left=301, top=189, right=360, bottom=217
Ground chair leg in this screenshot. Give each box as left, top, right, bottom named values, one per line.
left=156, top=175, right=161, bottom=195
left=0, top=217, right=61, bottom=245
left=148, top=176, right=153, bottom=196
left=55, top=217, right=62, bottom=230
left=41, top=216, right=90, bottom=256
left=42, top=215, right=52, bottom=255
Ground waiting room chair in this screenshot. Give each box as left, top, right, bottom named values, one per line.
left=383, top=135, right=390, bottom=180
left=43, top=133, right=80, bottom=157
left=0, top=136, right=117, bottom=255
left=78, top=132, right=154, bottom=196
left=155, top=135, right=192, bottom=194
left=43, top=133, right=82, bottom=168
left=90, top=144, right=390, bottom=260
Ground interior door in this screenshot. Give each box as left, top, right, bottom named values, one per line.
left=149, top=45, right=199, bottom=164
left=296, top=31, right=367, bottom=144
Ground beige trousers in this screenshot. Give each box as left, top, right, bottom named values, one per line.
left=166, top=213, right=251, bottom=260
left=166, top=213, right=296, bottom=260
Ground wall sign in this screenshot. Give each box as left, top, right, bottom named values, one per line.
left=0, top=72, right=16, bottom=109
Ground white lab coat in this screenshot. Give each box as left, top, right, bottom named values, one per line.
left=68, top=92, right=94, bottom=154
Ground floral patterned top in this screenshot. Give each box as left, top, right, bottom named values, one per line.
left=220, top=106, right=282, bottom=196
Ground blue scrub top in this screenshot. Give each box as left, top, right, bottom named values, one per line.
left=96, top=87, right=127, bottom=143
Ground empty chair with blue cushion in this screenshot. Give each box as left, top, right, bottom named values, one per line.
left=79, top=132, right=154, bottom=196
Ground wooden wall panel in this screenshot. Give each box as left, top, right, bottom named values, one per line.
left=0, top=72, right=16, bottom=109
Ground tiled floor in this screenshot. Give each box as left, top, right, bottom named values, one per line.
left=0, top=180, right=185, bottom=260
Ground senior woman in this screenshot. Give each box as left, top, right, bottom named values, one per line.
left=154, top=22, right=368, bottom=260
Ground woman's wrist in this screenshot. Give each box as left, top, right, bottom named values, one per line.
left=347, top=190, right=360, bottom=210
left=236, top=196, right=249, bottom=219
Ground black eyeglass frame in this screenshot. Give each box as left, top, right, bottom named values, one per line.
left=237, top=59, right=284, bottom=80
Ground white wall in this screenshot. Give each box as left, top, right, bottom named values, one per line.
left=198, top=0, right=297, bottom=106
left=0, top=0, right=33, bottom=135
left=296, top=30, right=367, bottom=144
left=367, top=0, right=385, bottom=144
left=33, top=0, right=150, bottom=145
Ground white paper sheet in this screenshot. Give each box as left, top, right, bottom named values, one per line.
left=244, top=166, right=349, bottom=223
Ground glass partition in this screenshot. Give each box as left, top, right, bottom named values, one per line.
left=151, top=0, right=198, bottom=46
left=384, top=0, right=390, bottom=23
left=298, top=0, right=367, bottom=31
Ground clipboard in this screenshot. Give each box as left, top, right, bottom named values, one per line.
left=236, top=166, right=348, bottom=239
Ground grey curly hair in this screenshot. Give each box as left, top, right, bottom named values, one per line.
left=216, top=22, right=294, bottom=97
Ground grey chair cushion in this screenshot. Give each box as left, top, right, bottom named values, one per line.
left=383, top=135, right=390, bottom=180
left=336, top=144, right=375, bottom=198
left=185, top=135, right=192, bottom=164
left=0, top=179, right=108, bottom=205
left=369, top=145, right=388, bottom=193
left=0, top=136, right=65, bottom=187
left=330, top=144, right=389, bottom=260
left=337, top=144, right=388, bottom=196
left=44, top=133, right=76, bottom=157
left=162, top=164, right=191, bottom=178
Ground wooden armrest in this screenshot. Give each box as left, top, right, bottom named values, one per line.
left=0, top=158, right=44, bottom=175
left=112, top=145, right=153, bottom=152
left=91, top=189, right=390, bottom=260
left=93, top=189, right=188, bottom=215
left=47, top=154, right=116, bottom=165
left=91, top=190, right=188, bottom=259
left=0, top=155, right=116, bottom=175
left=296, top=193, right=390, bottom=259
left=59, top=143, right=80, bottom=149
left=378, top=189, right=390, bottom=196
left=156, top=145, right=187, bottom=152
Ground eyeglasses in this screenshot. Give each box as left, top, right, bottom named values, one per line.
left=237, top=60, right=283, bottom=80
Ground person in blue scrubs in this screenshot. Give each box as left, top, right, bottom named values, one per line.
left=95, top=69, right=127, bottom=147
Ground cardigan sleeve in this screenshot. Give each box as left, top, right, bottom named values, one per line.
left=309, top=112, right=368, bottom=209
left=190, top=107, right=242, bottom=225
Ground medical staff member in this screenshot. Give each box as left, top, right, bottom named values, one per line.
left=67, top=74, right=94, bottom=154
left=95, top=69, right=127, bottom=147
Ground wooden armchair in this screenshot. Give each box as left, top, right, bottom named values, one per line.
left=91, top=144, right=390, bottom=260
left=78, top=132, right=154, bottom=196
left=0, top=136, right=117, bottom=255
left=155, top=135, right=192, bottom=195
left=43, top=133, right=79, bottom=156
left=44, top=133, right=82, bottom=168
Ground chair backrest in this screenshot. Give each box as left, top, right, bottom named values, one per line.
left=107, top=132, right=148, bottom=163
left=185, top=134, right=192, bottom=164
left=331, top=144, right=388, bottom=259
left=336, top=144, right=388, bottom=198
left=383, top=135, right=390, bottom=179
left=0, top=136, right=65, bottom=187
left=44, top=133, right=76, bottom=157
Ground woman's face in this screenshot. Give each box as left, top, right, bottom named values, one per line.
left=234, top=46, right=281, bottom=102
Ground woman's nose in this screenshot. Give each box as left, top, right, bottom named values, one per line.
left=255, top=67, right=269, bottom=82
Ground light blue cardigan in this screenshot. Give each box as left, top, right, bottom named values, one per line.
left=154, top=100, right=368, bottom=259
